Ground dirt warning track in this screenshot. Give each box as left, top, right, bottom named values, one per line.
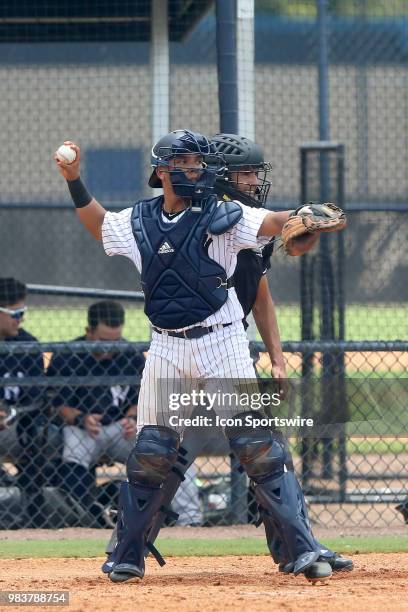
left=1, top=553, right=408, bottom=612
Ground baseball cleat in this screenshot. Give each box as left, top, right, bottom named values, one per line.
left=303, top=561, right=332, bottom=584
left=293, top=551, right=320, bottom=576
left=325, top=553, right=354, bottom=572
left=279, top=561, right=294, bottom=574
left=108, top=563, right=144, bottom=583
left=101, top=558, right=115, bottom=574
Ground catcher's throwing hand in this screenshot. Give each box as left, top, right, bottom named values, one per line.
left=281, top=202, right=347, bottom=256
left=54, top=140, right=81, bottom=181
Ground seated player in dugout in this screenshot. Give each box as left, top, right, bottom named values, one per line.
left=0, top=277, right=49, bottom=527
left=46, top=300, right=145, bottom=527
left=54, top=130, right=346, bottom=584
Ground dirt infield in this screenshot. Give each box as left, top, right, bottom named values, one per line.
left=2, top=554, right=408, bottom=612
left=258, top=350, right=408, bottom=373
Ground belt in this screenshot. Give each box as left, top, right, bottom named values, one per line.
left=153, top=322, right=232, bottom=340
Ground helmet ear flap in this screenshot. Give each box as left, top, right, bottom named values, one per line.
left=149, top=167, right=162, bottom=188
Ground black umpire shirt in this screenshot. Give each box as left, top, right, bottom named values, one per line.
left=233, top=241, right=275, bottom=329
left=47, top=336, right=145, bottom=425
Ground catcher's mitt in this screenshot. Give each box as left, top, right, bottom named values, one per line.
left=281, top=202, right=346, bottom=256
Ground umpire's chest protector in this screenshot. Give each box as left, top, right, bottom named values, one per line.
left=131, top=195, right=242, bottom=329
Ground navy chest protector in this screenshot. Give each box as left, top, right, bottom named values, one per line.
left=131, top=195, right=242, bottom=329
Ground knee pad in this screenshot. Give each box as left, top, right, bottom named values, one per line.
left=126, top=426, right=180, bottom=488
left=226, top=414, right=285, bottom=483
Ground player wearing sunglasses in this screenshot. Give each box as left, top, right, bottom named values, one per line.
left=0, top=278, right=47, bottom=526
left=0, top=277, right=43, bottom=428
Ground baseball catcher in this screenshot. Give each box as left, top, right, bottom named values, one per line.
left=55, top=129, right=347, bottom=585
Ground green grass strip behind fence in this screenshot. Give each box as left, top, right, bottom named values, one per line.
left=24, top=305, right=408, bottom=343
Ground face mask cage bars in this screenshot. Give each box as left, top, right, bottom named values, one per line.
left=153, top=150, right=227, bottom=179
left=225, top=162, right=272, bottom=206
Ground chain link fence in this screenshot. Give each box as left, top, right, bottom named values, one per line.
left=1, top=334, right=407, bottom=529
left=0, top=0, right=407, bottom=530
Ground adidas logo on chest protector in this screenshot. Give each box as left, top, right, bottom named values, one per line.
left=157, top=241, right=175, bottom=254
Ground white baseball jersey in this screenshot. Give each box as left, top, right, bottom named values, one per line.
left=102, top=200, right=272, bottom=429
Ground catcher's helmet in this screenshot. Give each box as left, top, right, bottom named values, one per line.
left=148, top=129, right=225, bottom=202
left=211, top=133, right=272, bottom=207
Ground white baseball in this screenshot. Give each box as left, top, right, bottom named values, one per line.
left=56, top=144, right=76, bottom=164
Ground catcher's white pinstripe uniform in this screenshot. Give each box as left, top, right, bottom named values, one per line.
left=102, top=201, right=271, bottom=429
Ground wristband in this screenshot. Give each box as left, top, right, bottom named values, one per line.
left=67, top=177, right=93, bottom=208
left=73, top=413, right=87, bottom=428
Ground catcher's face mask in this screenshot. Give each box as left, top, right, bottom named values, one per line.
left=149, top=129, right=226, bottom=202
left=158, top=153, right=225, bottom=202
left=227, top=163, right=272, bottom=207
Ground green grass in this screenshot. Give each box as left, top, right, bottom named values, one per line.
left=24, top=307, right=151, bottom=342
left=288, top=437, right=408, bottom=456
left=0, top=536, right=406, bottom=560
left=345, top=438, right=408, bottom=455
left=23, top=304, right=408, bottom=343
left=269, top=304, right=407, bottom=343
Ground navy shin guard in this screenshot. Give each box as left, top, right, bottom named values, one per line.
left=104, top=428, right=202, bottom=564
left=254, top=470, right=320, bottom=574
left=294, top=477, right=336, bottom=562
left=260, top=473, right=335, bottom=568
left=105, top=426, right=179, bottom=580
left=260, top=504, right=289, bottom=565
left=107, top=480, right=164, bottom=578
left=102, top=481, right=127, bottom=573
left=145, top=429, right=203, bottom=552
left=103, top=458, right=190, bottom=569
left=228, top=422, right=320, bottom=575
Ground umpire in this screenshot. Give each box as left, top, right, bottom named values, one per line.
left=212, top=134, right=286, bottom=384
left=212, top=133, right=353, bottom=574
